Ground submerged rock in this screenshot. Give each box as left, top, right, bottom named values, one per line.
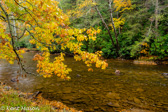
left=133, top=97, right=141, bottom=104
left=136, top=88, right=144, bottom=92
left=62, top=87, right=72, bottom=94
left=61, top=95, right=73, bottom=101
left=121, top=108, right=154, bottom=112
left=106, top=92, right=120, bottom=99
left=107, top=102, right=120, bottom=107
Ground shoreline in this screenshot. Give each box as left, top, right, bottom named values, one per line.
left=20, top=48, right=168, bottom=65
left=0, top=82, right=82, bottom=112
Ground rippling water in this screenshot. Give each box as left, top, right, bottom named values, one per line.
left=0, top=52, right=168, bottom=112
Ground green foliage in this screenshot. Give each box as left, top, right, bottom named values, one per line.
left=13, top=0, right=168, bottom=60
left=15, top=36, right=35, bottom=49
left=0, top=90, right=52, bottom=112
left=150, top=35, right=168, bottom=59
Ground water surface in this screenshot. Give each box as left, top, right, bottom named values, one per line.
left=0, top=52, right=168, bottom=112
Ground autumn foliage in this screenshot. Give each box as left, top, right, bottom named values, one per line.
left=0, top=0, right=108, bottom=80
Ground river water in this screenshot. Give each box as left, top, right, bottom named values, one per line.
left=0, top=52, right=168, bottom=112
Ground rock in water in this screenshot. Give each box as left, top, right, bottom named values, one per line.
left=76, top=74, right=81, bottom=77
left=115, top=70, right=120, bottom=75
left=3, top=86, right=11, bottom=91
left=107, top=102, right=120, bottom=107
left=121, top=108, right=154, bottom=112
left=11, top=78, right=17, bottom=82
left=162, top=73, right=168, bottom=78
left=133, top=97, right=141, bottom=104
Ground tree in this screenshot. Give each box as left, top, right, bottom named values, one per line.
left=66, top=0, right=132, bottom=56
left=0, top=0, right=108, bottom=80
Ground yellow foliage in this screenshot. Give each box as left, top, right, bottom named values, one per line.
left=113, top=0, right=132, bottom=12
left=140, top=43, right=149, bottom=55
left=0, top=0, right=108, bottom=80
left=109, top=18, right=125, bottom=31
left=67, top=0, right=96, bottom=18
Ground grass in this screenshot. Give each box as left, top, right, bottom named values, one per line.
left=0, top=87, right=53, bottom=112
left=0, top=84, right=81, bottom=112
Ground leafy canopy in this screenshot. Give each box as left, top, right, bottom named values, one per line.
left=0, top=0, right=108, bottom=80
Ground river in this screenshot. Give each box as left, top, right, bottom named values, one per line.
left=0, top=52, right=168, bottom=112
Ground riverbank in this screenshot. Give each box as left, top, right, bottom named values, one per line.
left=0, top=82, right=82, bottom=112
left=21, top=48, right=168, bottom=65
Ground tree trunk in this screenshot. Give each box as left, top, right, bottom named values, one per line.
left=117, top=12, right=121, bottom=34
left=155, top=0, right=159, bottom=38
left=108, top=0, right=119, bottom=52
left=92, top=0, right=119, bottom=55
left=94, top=5, right=116, bottom=49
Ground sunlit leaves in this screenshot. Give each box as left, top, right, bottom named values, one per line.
left=0, top=21, right=16, bottom=64
left=33, top=52, right=72, bottom=80
left=67, top=0, right=96, bottom=18
left=109, top=17, right=125, bottom=31
left=113, top=0, right=132, bottom=12
left=0, top=0, right=108, bottom=80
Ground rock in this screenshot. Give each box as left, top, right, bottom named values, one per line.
left=162, top=73, right=168, bottom=78
left=48, top=89, right=55, bottom=93
left=115, top=70, right=120, bottom=75
left=91, top=91, right=97, bottom=95
left=62, top=87, right=72, bottom=94
left=3, top=86, right=11, bottom=91
left=61, top=95, right=73, bottom=101
left=100, top=107, right=106, bottom=111
left=136, top=88, right=144, bottom=92
left=128, top=97, right=133, bottom=101
left=79, top=90, right=88, bottom=95
left=76, top=74, right=81, bottom=77
left=28, top=91, right=42, bottom=99
left=106, top=92, right=120, bottom=99
left=11, top=78, right=17, bottom=82
left=107, top=102, right=120, bottom=107
left=121, top=108, right=154, bottom=112
left=94, top=106, right=99, bottom=110
left=56, top=90, right=62, bottom=94
left=85, top=108, right=94, bottom=112
left=93, top=81, right=99, bottom=84
left=133, top=97, right=141, bottom=104
left=133, top=60, right=157, bottom=65
left=88, top=87, right=95, bottom=91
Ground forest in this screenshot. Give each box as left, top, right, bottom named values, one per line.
left=0, top=0, right=168, bottom=112
left=14, top=0, right=168, bottom=60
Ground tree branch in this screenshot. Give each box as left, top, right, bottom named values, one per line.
left=0, top=3, right=37, bottom=76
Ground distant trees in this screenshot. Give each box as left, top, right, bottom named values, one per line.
left=64, top=0, right=132, bottom=56
left=61, top=0, right=168, bottom=59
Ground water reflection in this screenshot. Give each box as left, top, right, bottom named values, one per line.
left=0, top=52, right=168, bottom=111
